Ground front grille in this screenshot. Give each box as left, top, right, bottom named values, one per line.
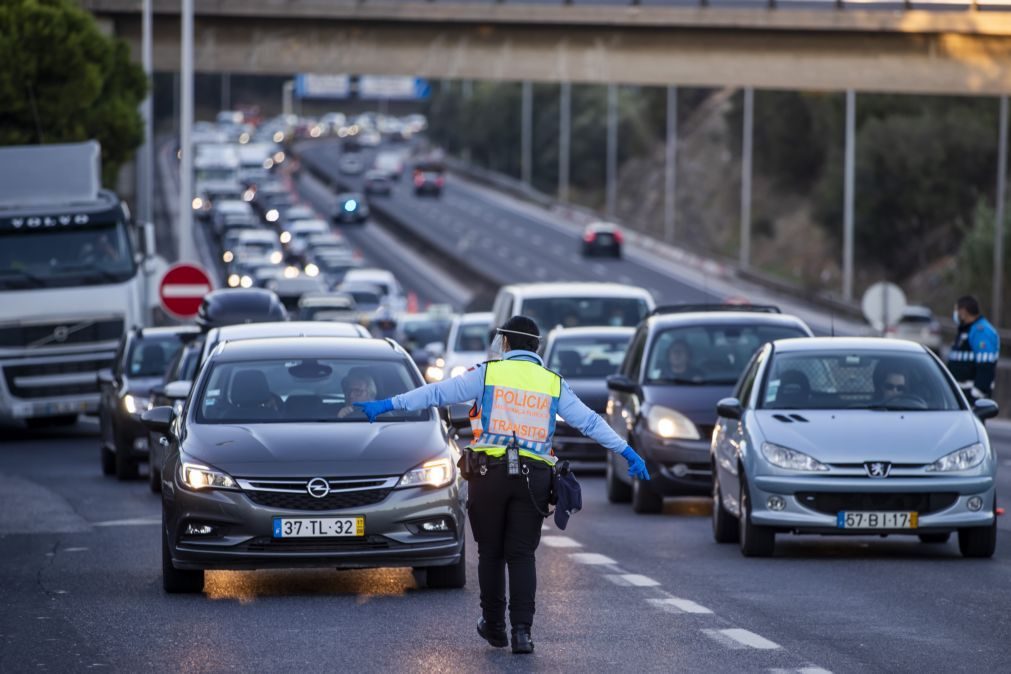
left=243, top=487, right=393, bottom=511
left=697, top=425, right=716, bottom=441
left=244, top=535, right=391, bottom=553
left=3, top=357, right=113, bottom=398
left=797, top=492, right=959, bottom=516
left=0, top=318, right=124, bottom=348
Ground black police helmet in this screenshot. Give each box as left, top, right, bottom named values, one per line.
left=500, top=315, right=540, bottom=352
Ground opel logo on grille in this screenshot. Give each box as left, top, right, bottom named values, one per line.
left=52, top=326, right=69, bottom=342
left=306, top=477, right=330, bottom=498
left=865, top=462, right=891, bottom=478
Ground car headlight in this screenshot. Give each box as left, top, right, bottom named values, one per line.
left=122, top=394, right=150, bottom=415
left=425, top=365, right=444, bottom=382
left=450, top=366, right=467, bottom=378
left=222, top=250, right=234, bottom=263
left=761, top=442, right=829, bottom=472
left=191, top=197, right=203, bottom=210
left=398, top=457, right=454, bottom=489
left=926, top=443, right=987, bottom=472
left=269, top=250, right=283, bottom=264
left=180, top=462, right=237, bottom=490
left=227, top=273, right=240, bottom=287
left=645, top=405, right=700, bottom=440
left=280, top=231, right=292, bottom=244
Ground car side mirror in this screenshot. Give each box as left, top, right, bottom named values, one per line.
left=606, top=374, right=639, bottom=395
left=141, top=406, right=175, bottom=434
left=716, top=397, right=743, bottom=420
left=972, top=398, right=999, bottom=421
left=163, top=380, right=192, bottom=401
left=96, top=368, right=114, bottom=386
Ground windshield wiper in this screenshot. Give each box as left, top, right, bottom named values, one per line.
left=0, top=268, right=48, bottom=287
left=55, top=263, right=122, bottom=283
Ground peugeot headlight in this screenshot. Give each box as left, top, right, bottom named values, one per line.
left=122, top=394, right=150, bottom=415
left=398, top=458, right=454, bottom=489
left=180, top=462, right=237, bottom=490
left=425, top=365, right=444, bottom=382
left=761, top=442, right=829, bottom=472
left=646, top=405, right=700, bottom=440
left=926, top=443, right=987, bottom=472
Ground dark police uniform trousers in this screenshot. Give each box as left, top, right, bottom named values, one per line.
left=467, top=460, right=552, bottom=628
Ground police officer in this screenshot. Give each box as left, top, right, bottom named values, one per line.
left=354, top=315, right=650, bottom=655
left=947, top=295, right=1000, bottom=401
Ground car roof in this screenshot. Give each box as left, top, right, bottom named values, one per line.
left=648, top=311, right=811, bottom=332
left=213, top=320, right=366, bottom=341
left=212, top=336, right=404, bottom=361
left=457, top=312, right=494, bottom=324
left=547, top=326, right=636, bottom=339
left=503, top=282, right=653, bottom=300
left=900, top=305, right=934, bottom=318
left=289, top=219, right=328, bottom=230
left=346, top=268, right=395, bottom=280
left=771, top=336, right=927, bottom=354
left=133, top=325, right=201, bottom=339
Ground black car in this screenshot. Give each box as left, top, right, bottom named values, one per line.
left=142, top=337, right=465, bottom=593
left=581, top=222, right=623, bottom=258
left=196, top=288, right=288, bottom=330
left=542, top=326, right=634, bottom=461
left=412, top=161, right=444, bottom=196
left=604, top=305, right=813, bottom=513
left=98, top=326, right=198, bottom=480
left=334, top=192, right=369, bottom=224
left=147, top=338, right=205, bottom=493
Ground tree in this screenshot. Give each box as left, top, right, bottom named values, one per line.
left=0, top=0, right=146, bottom=187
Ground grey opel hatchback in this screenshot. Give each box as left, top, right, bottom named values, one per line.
left=143, top=337, right=465, bottom=593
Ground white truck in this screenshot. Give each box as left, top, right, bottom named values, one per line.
left=0, top=141, right=146, bottom=427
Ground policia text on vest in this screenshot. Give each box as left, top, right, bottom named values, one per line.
left=354, top=319, right=649, bottom=654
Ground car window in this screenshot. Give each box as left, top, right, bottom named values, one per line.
left=399, top=319, right=452, bottom=350
left=622, top=327, right=648, bottom=379
left=127, top=334, right=184, bottom=377
left=179, top=345, right=203, bottom=381
left=454, top=322, right=491, bottom=352
left=734, top=347, right=766, bottom=408
left=760, top=350, right=963, bottom=411
left=645, top=324, right=808, bottom=386
left=195, top=358, right=430, bottom=423
left=520, top=297, right=648, bottom=333
left=547, top=335, right=632, bottom=379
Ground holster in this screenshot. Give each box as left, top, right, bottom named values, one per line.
left=457, top=448, right=487, bottom=481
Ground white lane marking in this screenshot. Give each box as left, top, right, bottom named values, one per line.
left=541, top=535, right=582, bottom=548
left=93, top=517, right=160, bottom=527
left=646, top=597, right=713, bottom=614
left=161, top=284, right=212, bottom=297
left=605, top=573, right=660, bottom=587
left=569, top=552, right=617, bottom=566
left=63, top=547, right=89, bottom=553
left=541, top=524, right=549, bottom=531
left=705, top=628, right=781, bottom=650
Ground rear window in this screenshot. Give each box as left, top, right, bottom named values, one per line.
left=454, top=322, right=491, bottom=352
left=547, top=335, right=631, bottom=379
left=127, top=334, right=185, bottom=377
left=399, top=319, right=453, bottom=350
left=196, top=358, right=429, bottom=423
left=645, top=324, right=808, bottom=386
left=521, top=297, right=649, bottom=333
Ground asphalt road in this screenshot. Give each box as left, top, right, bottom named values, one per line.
left=3, top=421, right=1010, bottom=672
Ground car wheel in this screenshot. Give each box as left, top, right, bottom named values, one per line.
left=425, top=542, right=466, bottom=589
left=958, top=520, right=997, bottom=558
left=711, top=476, right=740, bottom=543
left=605, top=452, right=632, bottom=503
left=114, top=426, right=139, bottom=481
left=631, top=474, right=663, bottom=514
left=101, top=444, right=115, bottom=477
left=738, top=478, right=775, bottom=557
left=162, top=523, right=204, bottom=594
left=917, top=532, right=951, bottom=544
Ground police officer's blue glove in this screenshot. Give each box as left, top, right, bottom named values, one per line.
left=353, top=399, right=394, bottom=422
left=620, top=446, right=650, bottom=480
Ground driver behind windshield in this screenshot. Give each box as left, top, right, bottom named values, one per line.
left=665, top=339, right=702, bottom=382
left=337, top=368, right=377, bottom=419
left=873, top=363, right=911, bottom=404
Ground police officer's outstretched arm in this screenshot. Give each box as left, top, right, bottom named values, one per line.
left=557, top=380, right=650, bottom=480
left=354, top=365, right=486, bottom=422
left=971, top=320, right=1000, bottom=399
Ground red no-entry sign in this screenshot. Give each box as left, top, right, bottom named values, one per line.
left=159, top=263, right=213, bottom=319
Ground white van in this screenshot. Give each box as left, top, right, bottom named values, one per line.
left=490, top=283, right=655, bottom=338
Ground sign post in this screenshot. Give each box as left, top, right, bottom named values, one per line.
left=159, top=263, right=213, bottom=320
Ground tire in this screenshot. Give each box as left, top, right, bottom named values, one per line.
left=712, top=477, right=740, bottom=543
left=114, top=427, right=139, bottom=481
left=958, top=520, right=997, bottom=558
left=425, top=543, right=466, bottom=589
left=738, top=478, right=775, bottom=557
left=162, top=523, right=204, bottom=594
left=605, top=452, right=631, bottom=503
left=917, top=532, right=951, bottom=544
left=101, top=445, right=115, bottom=477
left=631, top=475, right=663, bottom=514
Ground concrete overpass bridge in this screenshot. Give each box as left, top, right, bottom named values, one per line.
left=85, top=0, right=1011, bottom=94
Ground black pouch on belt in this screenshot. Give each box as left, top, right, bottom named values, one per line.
left=457, top=449, right=476, bottom=481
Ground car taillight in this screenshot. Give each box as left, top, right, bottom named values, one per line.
left=583, top=232, right=596, bottom=243
left=436, top=177, right=445, bottom=187
left=612, top=230, right=624, bottom=244
left=414, top=175, right=424, bottom=186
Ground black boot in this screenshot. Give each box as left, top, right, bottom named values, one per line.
left=511, top=625, right=534, bottom=654
left=477, top=618, right=508, bottom=648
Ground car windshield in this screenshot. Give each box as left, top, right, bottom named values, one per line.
left=0, top=222, right=135, bottom=289
left=522, top=297, right=648, bottom=333
left=196, top=358, right=429, bottom=423
left=343, top=289, right=381, bottom=305
left=547, top=335, right=631, bottom=379
left=127, top=334, right=185, bottom=377
left=760, top=350, right=963, bottom=411
left=399, top=318, right=453, bottom=350
left=454, top=322, right=491, bottom=352
left=646, top=324, right=808, bottom=386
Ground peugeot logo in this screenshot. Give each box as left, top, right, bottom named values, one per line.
left=865, top=462, right=891, bottom=478
left=306, top=477, right=330, bottom=498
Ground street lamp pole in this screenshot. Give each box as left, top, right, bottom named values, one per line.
left=177, top=0, right=195, bottom=263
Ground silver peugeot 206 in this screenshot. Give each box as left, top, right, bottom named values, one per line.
left=142, top=336, right=465, bottom=593
left=711, top=337, right=999, bottom=558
